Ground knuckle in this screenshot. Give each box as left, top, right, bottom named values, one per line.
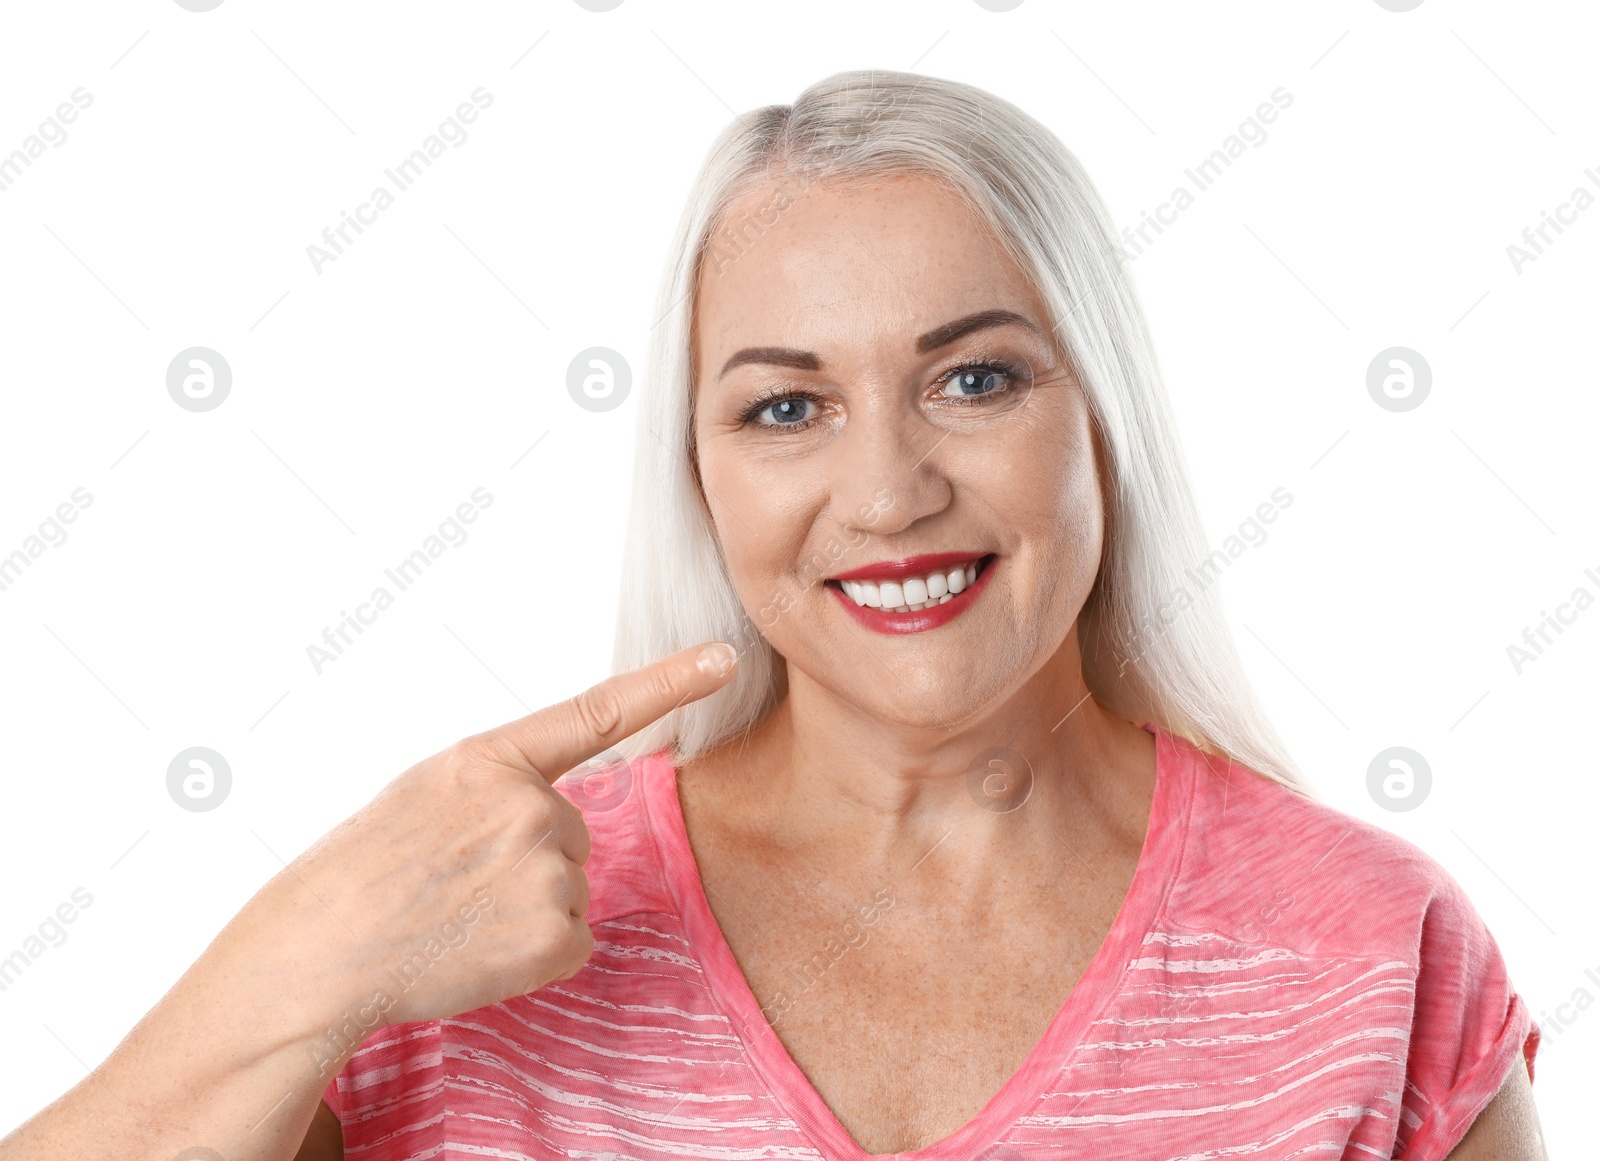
left=449, top=734, right=490, bottom=764
left=550, top=794, right=593, bottom=859
left=565, top=917, right=595, bottom=966
left=439, top=737, right=493, bottom=783
left=571, top=817, right=593, bottom=866
left=646, top=667, right=684, bottom=704
left=524, top=848, right=567, bottom=894
left=571, top=685, right=626, bottom=741
left=550, top=922, right=594, bottom=982
left=570, top=866, right=591, bottom=916
left=546, top=782, right=580, bottom=819
left=531, top=905, right=575, bottom=952
left=523, top=786, right=558, bottom=828
left=572, top=917, right=595, bottom=957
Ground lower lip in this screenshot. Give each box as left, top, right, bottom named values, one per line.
left=828, top=557, right=996, bottom=635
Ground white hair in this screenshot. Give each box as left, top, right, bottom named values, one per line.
left=611, top=69, right=1307, bottom=794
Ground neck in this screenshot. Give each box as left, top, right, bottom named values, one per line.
left=691, top=627, right=1155, bottom=872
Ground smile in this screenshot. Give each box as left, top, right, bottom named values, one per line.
left=825, top=552, right=997, bottom=635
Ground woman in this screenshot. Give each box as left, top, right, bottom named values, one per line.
left=1, top=71, right=1544, bottom=1160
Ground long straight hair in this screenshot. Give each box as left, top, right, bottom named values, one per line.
left=611, top=69, right=1307, bottom=793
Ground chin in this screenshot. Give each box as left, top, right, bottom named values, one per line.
left=835, top=670, right=1013, bottom=734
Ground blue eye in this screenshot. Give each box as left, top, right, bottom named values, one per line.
left=940, top=367, right=1011, bottom=399
left=753, top=396, right=816, bottom=426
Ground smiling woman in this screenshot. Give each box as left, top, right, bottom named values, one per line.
left=613, top=81, right=1308, bottom=785
left=0, top=70, right=1546, bottom=1161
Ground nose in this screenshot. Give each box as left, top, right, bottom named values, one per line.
left=827, top=396, right=953, bottom=542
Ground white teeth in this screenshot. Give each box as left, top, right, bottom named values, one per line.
left=836, top=558, right=985, bottom=613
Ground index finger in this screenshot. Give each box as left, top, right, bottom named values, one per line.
left=481, top=642, right=739, bottom=783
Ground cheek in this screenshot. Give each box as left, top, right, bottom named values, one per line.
left=694, top=437, right=815, bottom=591
left=982, top=403, right=1101, bottom=528
left=977, top=405, right=1105, bottom=595
left=1056, top=449, right=1105, bottom=545
left=1045, top=440, right=1105, bottom=584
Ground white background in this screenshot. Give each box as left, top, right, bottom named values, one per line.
left=0, top=0, right=1595, bottom=1153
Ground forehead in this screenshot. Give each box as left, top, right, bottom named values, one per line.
left=693, top=171, right=1045, bottom=368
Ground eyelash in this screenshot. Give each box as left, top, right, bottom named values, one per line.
left=938, top=356, right=1024, bottom=406
left=737, top=356, right=1025, bottom=432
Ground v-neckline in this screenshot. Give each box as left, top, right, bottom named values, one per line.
left=641, top=725, right=1192, bottom=1161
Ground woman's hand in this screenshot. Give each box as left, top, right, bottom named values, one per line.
left=0, top=640, right=738, bottom=1161
left=279, top=639, right=739, bottom=1040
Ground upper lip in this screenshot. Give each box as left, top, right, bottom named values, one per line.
left=829, top=551, right=990, bottom=582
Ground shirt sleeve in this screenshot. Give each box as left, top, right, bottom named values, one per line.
left=1395, top=868, right=1539, bottom=1160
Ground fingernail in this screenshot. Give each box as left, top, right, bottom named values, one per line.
left=696, top=643, right=737, bottom=678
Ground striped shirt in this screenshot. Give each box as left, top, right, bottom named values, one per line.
left=323, top=726, right=1538, bottom=1160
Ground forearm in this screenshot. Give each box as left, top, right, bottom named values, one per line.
left=1, top=645, right=736, bottom=1160
left=0, top=877, right=360, bottom=1161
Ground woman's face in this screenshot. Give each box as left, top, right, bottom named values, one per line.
left=692, top=171, right=1105, bottom=731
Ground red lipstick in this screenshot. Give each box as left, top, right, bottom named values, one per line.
left=827, top=554, right=997, bottom=635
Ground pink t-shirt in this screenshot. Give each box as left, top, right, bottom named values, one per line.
left=324, top=727, right=1538, bottom=1159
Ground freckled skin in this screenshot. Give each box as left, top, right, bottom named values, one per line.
left=681, top=171, right=1158, bottom=1154
left=672, top=171, right=1545, bottom=1161
left=694, top=173, right=1102, bottom=726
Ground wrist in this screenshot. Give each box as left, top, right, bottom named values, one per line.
left=196, top=871, right=375, bottom=1071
